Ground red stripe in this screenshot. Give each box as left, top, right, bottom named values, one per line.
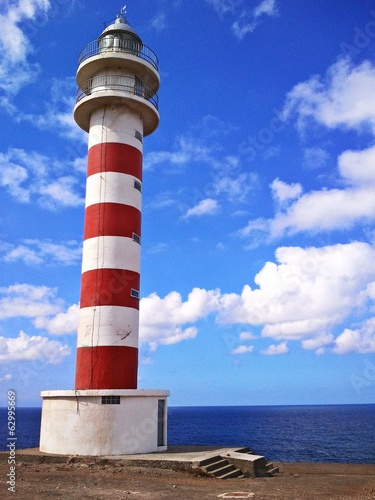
left=80, top=269, right=140, bottom=309
left=84, top=203, right=141, bottom=240
left=87, top=142, right=142, bottom=179
left=75, top=346, right=138, bottom=389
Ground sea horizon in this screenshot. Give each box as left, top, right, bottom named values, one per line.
left=1, top=404, right=374, bottom=464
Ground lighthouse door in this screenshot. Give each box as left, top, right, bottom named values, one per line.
left=157, top=399, right=165, bottom=446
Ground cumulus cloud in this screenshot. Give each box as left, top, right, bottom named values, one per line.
left=333, top=318, right=375, bottom=354
left=219, top=242, right=375, bottom=339
left=150, top=12, right=166, bottom=32
left=2, top=239, right=82, bottom=266
left=20, top=77, right=86, bottom=142
left=137, top=242, right=375, bottom=355
left=301, top=333, right=334, bottom=353
left=0, top=0, right=50, bottom=95
left=144, top=134, right=218, bottom=171
left=34, top=303, right=79, bottom=335
left=239, top=59, right=375, bottom=242
left=303, top=147, right=330, bottom=170
left=232, top=345, right=254, bottom=355
left=241, top=143, right=375, bottom=240
left=0, top=148, right=85, bottom=209
left=0, top=1, right=86, bottom=143
left=283, top=58, right=375, bottom=133
left=183, top=198, right=220, bottom=218
left=261, top=341, right=289, bottom=355
left=206, top=0, right=278, bottom=39
left=139, top=288, right=221, bottom=349
left=211, top=171, right=258, bottom=204
left=145, top=116, right=257, bottom=212
left=0, top=284, right=63, bottom=320
left=271, top=178, right=303, bottom=204
left=144, top=116, right=233, bottom=171
left=0, top=331, right=70, bottom=364
left=239, top=331, right=256, bottom=340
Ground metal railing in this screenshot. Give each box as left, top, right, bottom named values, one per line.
left=78, top=39, right=159, bottom=71
left=76, top=74, right=159, bottom=110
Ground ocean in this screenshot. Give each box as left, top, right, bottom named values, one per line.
left=1, top=404, right=374, bottom=464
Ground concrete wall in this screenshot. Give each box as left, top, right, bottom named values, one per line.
left=40, top=390, right=169, bottom=456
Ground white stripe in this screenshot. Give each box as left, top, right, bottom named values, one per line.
left=88, top=106, right=143, bottom=152
left=85, top=172, right=142, bottom=209
left=81, top=236, right=140, bottom=274
left=77, top=305, right=139, bottom=348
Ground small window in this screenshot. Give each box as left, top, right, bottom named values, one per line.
left=135, top=130, right=143, bottom=143
left=102, top=396, right=120, bottom=405
left=131, top=289, right=140, bottom=299
left=134, top=180, right=142, bottom=192
left=132, top=233, right=141, bottom=244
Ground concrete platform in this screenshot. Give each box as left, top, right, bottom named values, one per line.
left=11, top=446, right=273, bottom=477
left=14, top=445, right=240, bottom=463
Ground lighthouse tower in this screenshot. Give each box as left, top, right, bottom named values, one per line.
left=39, top=9, right=169, bottom=456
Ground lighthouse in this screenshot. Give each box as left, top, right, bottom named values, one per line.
left=39, top=8, right=169, bottom=456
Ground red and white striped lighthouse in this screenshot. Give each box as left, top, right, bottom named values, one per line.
left=40, top=9, right=168, bottom=456
left=74, top=8, right=160, bottom=390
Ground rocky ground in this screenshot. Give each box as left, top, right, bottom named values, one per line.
left=1, top=453, right=375, bottom=499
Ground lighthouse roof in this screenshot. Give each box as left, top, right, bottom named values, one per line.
left=99, top=7, right=142, bottom=44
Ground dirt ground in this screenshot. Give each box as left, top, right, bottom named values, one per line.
left=1, top=454, right=375, bottom=500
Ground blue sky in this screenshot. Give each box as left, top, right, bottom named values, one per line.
left=1, top=0, right=375, bottom=407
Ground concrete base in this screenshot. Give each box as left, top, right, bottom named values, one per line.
left=40, top=389, right=169, bottom=456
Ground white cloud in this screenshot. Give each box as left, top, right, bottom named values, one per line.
left=241, top=143, right=375, bottom=240
left=138, top=241, right=375, bottom=354
left=240, top=60, right=375, bottom=242
left=303, top=147, right=330, bottom=170
left=0, top=374, right=12, bottom=382
left=338, top=145, right=375, bottom=185
left=205, top=0, right=237, bottom=18
left=301, top=333, right=334, bottom=352
left=0, top=148, right=85, bottom=209
left=206, top=0, right=278, bottom=39
left=145, top=117, right=256, bottom=211
left=283, top=58, right=375, bottom=133
left=239, top=331, right=256, bottom=340
left=0, top=285, right=78, bottom=336
left=232, top=345, right=254, bottom=355
left=144, top=135, right=217, bottom=171
left=261, top=341, right=289, bottom=355
left=271, top=178, right=303, bottom=204
left=3, top=242, right=373, bottom=356
left=2, top=239, right=82, bottom=266
left=144, top=115, right=232, bottom=171
left=183, top=198, right=219, bottom=218
left=333, top=318, right=375, bottom=354
left=254, top=0, right=278, bottom=18
left=150, top=12, right=166, bottom=32
left=218, top=242, right=375, bottom=341
left=0, top=0, right=51, bottom=95
left=0, top=284, right=63, bottom=320
left=0, top=331, right=70, bottom=364
left=212, top=172, right=258, bottom=204
left=140, top=288, right=221, bottom=349
left=25, top=78, right=86, bottom=142
left=270, top=185, right=375, bottom=238
left=34, top=303, right=79, bottom=335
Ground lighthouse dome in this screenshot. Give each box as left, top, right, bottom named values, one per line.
left=98, top=8, right=143, bottom=52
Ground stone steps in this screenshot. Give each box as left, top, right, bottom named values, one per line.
left=198, top=455, right=245, bottom=479
left=238, top=447, right=279, bottom=476
left=196, top=446, right=279, bottom=479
